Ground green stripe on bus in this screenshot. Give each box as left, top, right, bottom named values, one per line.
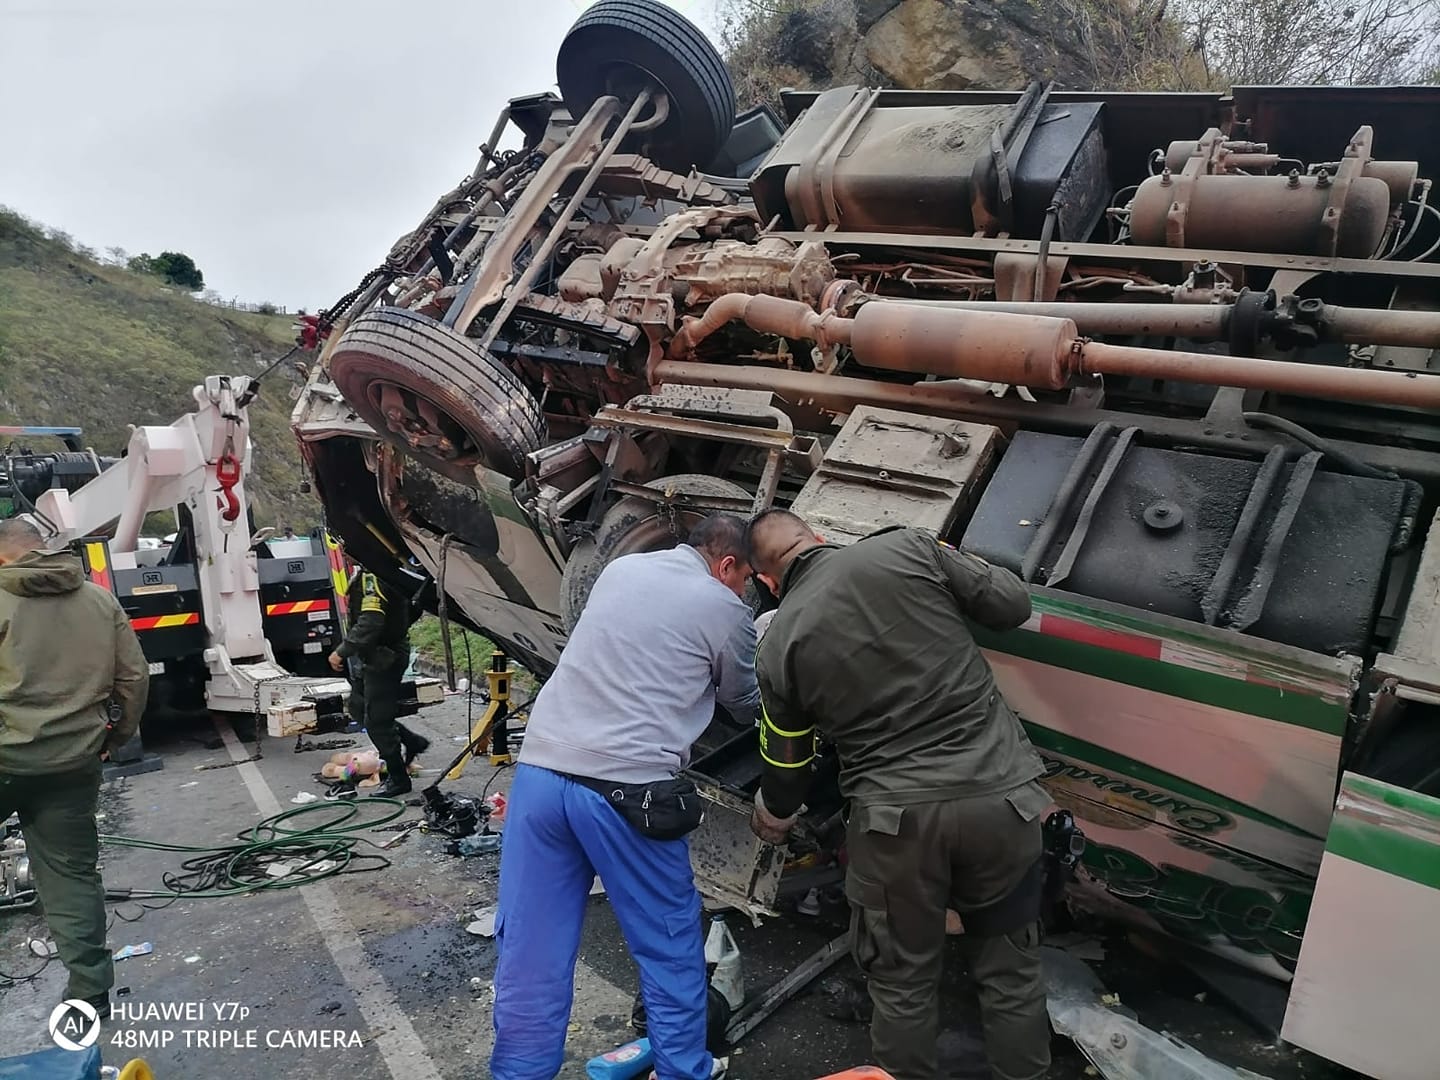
left=1342, top=774, right=1440, bottom=825
left=977, top=626, right=1348, bottom=735
left=1326, top=816, right=1440, bottom=891
left=1025, top=723, right=1325, bottom=840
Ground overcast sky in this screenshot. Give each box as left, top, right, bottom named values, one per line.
left=0, top=0, right=720, bottom=311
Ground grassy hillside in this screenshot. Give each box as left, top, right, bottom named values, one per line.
left=0, top=207, right=317, bottom=530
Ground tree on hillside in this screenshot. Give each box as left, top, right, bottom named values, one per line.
left=105, top=245, right=128, bottom=266
left=127, top=250, right=205, bottom=291
left=1182, top=0, right=1439, bottom=85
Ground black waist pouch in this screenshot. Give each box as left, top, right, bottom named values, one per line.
left=573, top=774, right=706, bottom=841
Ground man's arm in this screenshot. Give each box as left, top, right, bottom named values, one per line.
left=751, top=659, right=816, bottom=842
left=107, top=601, right=150, bottom=749
left=714, top=614, right=760, bottom=724
left=933, top=539, right=1032, bottom=631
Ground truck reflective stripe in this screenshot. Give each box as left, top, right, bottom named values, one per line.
left=85, top=542, right=112, bottom=592
left=265, top=599, right=332, bottom=616
left=130, top=613, right=200, bottom=630
left=759, top=704, right=815, bottom=769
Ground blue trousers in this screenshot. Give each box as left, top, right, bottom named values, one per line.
left=490, top=764, right=712, bottom=1080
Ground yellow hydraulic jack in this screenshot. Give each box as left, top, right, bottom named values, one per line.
left=443, top=651, right=516, bottom=782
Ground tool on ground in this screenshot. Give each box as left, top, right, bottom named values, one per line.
left=418, top=651, right=521, bottom=838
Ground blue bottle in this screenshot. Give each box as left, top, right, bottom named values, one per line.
left=585, top=1037, right=654, bottom=1080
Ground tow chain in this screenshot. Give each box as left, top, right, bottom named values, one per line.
left=196, top=673, right=289, bottom=771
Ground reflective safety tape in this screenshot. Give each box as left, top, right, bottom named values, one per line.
left=360, top=573, right=385, bottom=614
left=759, top=704, right=815, bottom=769
left=130, top=613, right=200, bottom=631
left=265, top=599, right=332, bottom=616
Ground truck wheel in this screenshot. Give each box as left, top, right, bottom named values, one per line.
left=560, top=473, right=753, bottom=632
left=556, top=0, right=736, bottom=174
left=328, top=308, right=546, bottom=485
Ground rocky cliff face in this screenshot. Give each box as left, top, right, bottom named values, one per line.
left=724, top=0, right=1194, bottom=110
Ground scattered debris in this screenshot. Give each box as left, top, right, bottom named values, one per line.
left=590, top=876, right=606, bottom=897
left=1046, top=932, right=1108, bottom=962
left=290, top=791, right=320, bottom=805
left=821, top=976, right=872, bottom=1023
left=28, top=939, right=57, bottom=958
left=184, top=955, right=201, bottom=964
left=797, top=887, right=821, bottom=916
left=1044, top=949, right=1273, bottom=1080
left=452, top=832, right=502, bottom=857
left=319, top=1001, right=343, bottom=1014
left=113, top=942, right=153, bottom=961
left=115, top=987, right=131, bottom=997
left=945, top=909, right=964, bottom=935
left=295, top=738, right=357, bottom=754
left=179, top=781, right=200, bottom=789
left=466, top=906, right=497, bottom=937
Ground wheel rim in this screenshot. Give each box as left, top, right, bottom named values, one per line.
left=365, top=379, right=486, bottom=472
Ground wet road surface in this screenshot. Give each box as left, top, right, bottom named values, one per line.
left=0, top=696, right=1356, bottom=1078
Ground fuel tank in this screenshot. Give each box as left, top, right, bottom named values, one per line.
left=961, top=428, right=1411, bottom=656
left=750, top=86, right=1110, bottom=241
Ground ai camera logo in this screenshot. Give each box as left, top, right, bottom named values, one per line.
left=49, top=998, right=101, bottom=1051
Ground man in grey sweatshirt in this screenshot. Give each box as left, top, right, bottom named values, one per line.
left=491, top=514, right=759, bottom=1080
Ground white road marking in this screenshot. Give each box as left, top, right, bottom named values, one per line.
left=216, top=719, right=443, bottom=1080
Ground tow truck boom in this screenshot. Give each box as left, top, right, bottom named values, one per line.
left=30, top=376, right=442, bottom=730
left=36, top=376, right=269, bottom=671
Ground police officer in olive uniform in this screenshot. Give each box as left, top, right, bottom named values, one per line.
left=329, top=567, right=428, bottom=797
left=744, top=510, right=1052, bottom=1080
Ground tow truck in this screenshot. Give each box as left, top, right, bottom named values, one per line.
left=290, top=2, right=1440, bottom=1075
left=18, top=380, right=441, bottom=747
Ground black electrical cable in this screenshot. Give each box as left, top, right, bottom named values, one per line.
left=0, top=952, right=51, bottom=984
left=481, top=760, right=513, bottom=804
left=1241, top=412, right=1395, bottom=480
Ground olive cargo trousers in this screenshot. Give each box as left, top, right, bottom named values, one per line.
left=349, top=647, right=424, bottom=780
left=844, top=782, right=1053, bottom=1080
left=0, top=761, right=111, bottom=999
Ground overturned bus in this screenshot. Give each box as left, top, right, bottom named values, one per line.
left=291, top=2, right=1440, bottom=1074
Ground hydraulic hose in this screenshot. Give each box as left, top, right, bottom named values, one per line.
left=99, top=799, right=408, bottom=900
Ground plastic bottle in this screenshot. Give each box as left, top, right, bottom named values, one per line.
left=584, top=1037, right=654, bottom=1080
left=704, top=914, right=745, bottom=1012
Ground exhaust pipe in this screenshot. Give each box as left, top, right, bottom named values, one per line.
left=665, top=294, right=1440, bottom=409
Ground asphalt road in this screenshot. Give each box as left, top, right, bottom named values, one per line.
left=0, top=696, right=1356, bottom=1079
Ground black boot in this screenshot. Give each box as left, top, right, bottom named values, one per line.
left=372, top=774, right=413, bottom=798
left=68, top=992, right=110, bottom=1021
left=371, top=755, right=412, bottom=797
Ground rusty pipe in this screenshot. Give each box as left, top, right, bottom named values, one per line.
left=667, top=293, right=853, bottom=358
left=663, top=301, right=1440, bottom=409
left=1078, top=342, right=1440, bottom=408
left=888, top=299, right=1440, bottom=349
